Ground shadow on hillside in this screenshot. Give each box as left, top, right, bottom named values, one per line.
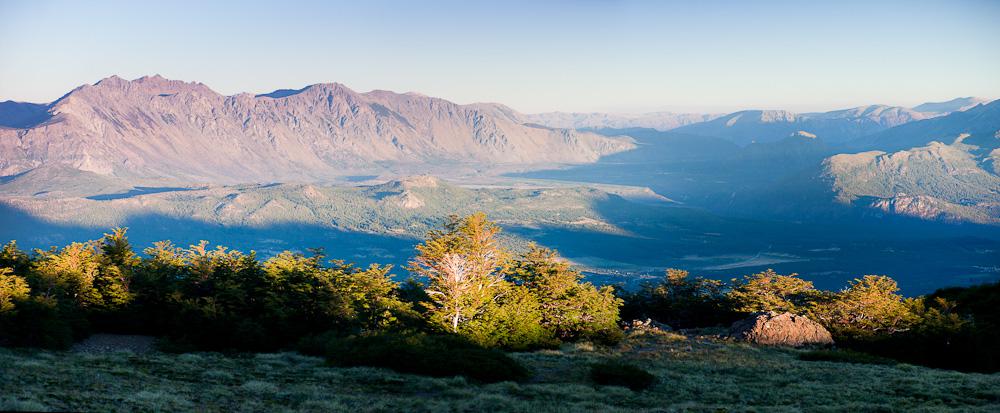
left=2, top=196, right=999, bottom=295
left=0, top=203, right=420, bottom=271
left=562, top=195, right=1000, bottom=294
left=0, top=101, right=51, bottom=128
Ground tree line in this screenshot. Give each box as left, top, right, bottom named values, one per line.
left=1, top=212, right=997, bottom=373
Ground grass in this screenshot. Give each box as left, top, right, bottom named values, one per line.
left=798, top=349, right=898, bottom=365
left=589, top=361, right=657, bottom=391
left=2, top=331, right=999, bottom=412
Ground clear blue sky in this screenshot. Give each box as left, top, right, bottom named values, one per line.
left=1, top=0, right=998, bottom=113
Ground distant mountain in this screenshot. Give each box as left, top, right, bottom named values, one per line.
left=0, top=75, right=633, bottom=183
left=533, top=99, right=992, bottom=146
left=825, top=100, right=1000, bottom=224
left=913, top=97, right=991, bottom=115
left=523, top=111, right=720, bottom=131
left=671, top=106, right=932, bottom=145
left=851, top=99, right=1000, bottom=152
left=824, top=138, right=1000, bottom=224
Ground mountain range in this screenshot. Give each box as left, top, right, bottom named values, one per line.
left=1, top=75, right=998, bottom=293
left=0, top=75, right=633, bottom=183
left=669, top=103, right=969, bottom=146
left=0, top=75, right=997, bottom=227
left=524, top=98, right=991, bottom=141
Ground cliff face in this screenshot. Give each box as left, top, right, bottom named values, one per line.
left=0, top=75, right=634, bottom=182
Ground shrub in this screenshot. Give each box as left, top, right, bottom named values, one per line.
left=621, top=269, right=736, bottom=328
left=728, top=269, right=818, bottom=314
left=590, top=360, right=657, bottom=391
left=299, top=331, right=530, bottom=383
left=510, top=245, right=623, bottom=343
left=0, top=268, right=30, bottom=314
left=0, top=241, right=30, bottom=275
left=0, top=296, right=74, bottom=349
left=459, top=284, right=558, bottom=351
left=810, top=275, right=914, bottom=338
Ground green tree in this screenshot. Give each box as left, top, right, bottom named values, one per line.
left=728, top=269, right=817, bottom=314
left=812, top=275, right=915, bottom=337
left=261, top=252, right=412, bottom=336
left=461, top=283, right=553, bottom=350
left=0, top=241, right=30, bottom=275
left=0, top=268, right=30, bottom=314
left=29, top=236, right=133, bottom=313
left=331, top=263, right=414, bottom=331
left=101, top=227, right=138, bottom=267
left=30, top=242, right=103, bottom=306
left=511, top=244, right=621, bottom=341
left=408, top=213, right=509, bottom=333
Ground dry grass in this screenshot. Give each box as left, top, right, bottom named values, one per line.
left=2, top=332, right=998, bottom=412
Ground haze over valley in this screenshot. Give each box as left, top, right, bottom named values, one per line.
left=1, top=75, right=997, bottom=294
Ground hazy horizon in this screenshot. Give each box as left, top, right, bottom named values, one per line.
left=2, top=0, right=999, bottom=113
left=3, top=73, right=994, bottom=116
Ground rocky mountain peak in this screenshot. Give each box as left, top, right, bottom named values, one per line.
left=0, top=75, right=633, bottom=181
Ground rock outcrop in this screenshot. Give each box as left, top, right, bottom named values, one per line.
left=728, top=312, right=833, bottom=347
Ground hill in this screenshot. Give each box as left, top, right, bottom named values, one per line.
left=0, top=176, right=655, bottom=239
left=824, top=138, right=1000, bottom=224
left=0, top=75, right=633, bottom=182
left=823, top=100, right=1000, bottom=223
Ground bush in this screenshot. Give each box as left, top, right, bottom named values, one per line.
left=728, top=269, right=818, bottom=314
left=299, top=331, right=530, bottom=383
left=590, top=361, right=657, bottom=391
left=621, top=269, right=737, bottom=329
left=837, top=325, right=1000, bottom=373
left=458, top=284, right=558, bottom=351
left=798, top=349, right=896, bottom=365
left=0, top=296, right=74, bottom=349
left=810, top=275, right=914, bottom=339
left=510, top=245, right=623, bottom=343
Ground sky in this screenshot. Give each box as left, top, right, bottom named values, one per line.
left=1, top=0, right=998, bottom=113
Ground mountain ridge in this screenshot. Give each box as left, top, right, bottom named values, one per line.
left=0, top=75, right=634, bottom=183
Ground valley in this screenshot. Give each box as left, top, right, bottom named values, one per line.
left=1, top=76, right=998, bottom=295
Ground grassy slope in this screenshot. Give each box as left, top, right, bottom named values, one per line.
left=2, top=332, right=998, bottom=412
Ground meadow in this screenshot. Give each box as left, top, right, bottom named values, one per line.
left=3, top=331, right=999, bottom=412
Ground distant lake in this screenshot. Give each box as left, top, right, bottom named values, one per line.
left=345, top=175, right=379, bottom=183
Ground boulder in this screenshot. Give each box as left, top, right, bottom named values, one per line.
left=728, top=312, right=833, bottom=347
left=624, top=318, right=673, bottom=334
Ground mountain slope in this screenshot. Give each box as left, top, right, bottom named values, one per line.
left=824, top=136, right=1000, bottom=224
left=850, top=99, right=999, bottom=152
left=523, top=111, right=720, bottom=131
left=0, top=76, right=633, bottom=182
left=913, top=97, right=991, bottom=115
left=672, top=106, right=931, bottom=145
